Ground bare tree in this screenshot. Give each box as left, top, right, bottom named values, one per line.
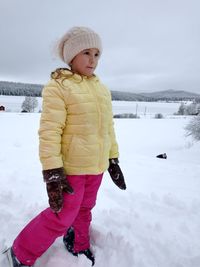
left=21, top=96, right=38, bottom=112
left=176, top=102, right=200, bottom=115
left=185, top=115, right=200, bottom=141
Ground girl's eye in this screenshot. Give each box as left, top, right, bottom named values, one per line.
left=83, top=51, right=99, bottom=57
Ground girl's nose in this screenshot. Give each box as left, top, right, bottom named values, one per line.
left=89, top=54, right=97, bottom=64
left=89, top=56, right=94, bottom=63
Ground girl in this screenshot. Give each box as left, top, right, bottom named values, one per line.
left=5, top=26, right=126, bottom=267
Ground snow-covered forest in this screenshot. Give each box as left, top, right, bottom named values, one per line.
left=1, top=81, right=200, bottom=102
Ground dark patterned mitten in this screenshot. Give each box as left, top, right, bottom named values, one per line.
left=43, top=167, right=73, bottom=213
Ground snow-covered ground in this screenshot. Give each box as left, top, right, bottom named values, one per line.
left=112, top=100, right=181, bottom=117
left=0, top=95, right=182, bottom=116
left=0, top=95, right=43, bottom=113
left=0, top=106, right=200, bottom=266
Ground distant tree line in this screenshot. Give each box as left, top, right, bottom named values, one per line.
left=110, top=90, right=200, bottom=102
left=1, top=81, right=200, bottom=102
left=0, top=81, right=42, bottom=96
left=110, top=91, right=200, bottom=102
left=111, top=91, right=147, bottom=101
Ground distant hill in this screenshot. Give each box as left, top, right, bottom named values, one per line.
left=111, top=89, right=200, bottom=101
left=0, top=81, right=200, bottom=101
left=139, top=89, right=200, bottom=101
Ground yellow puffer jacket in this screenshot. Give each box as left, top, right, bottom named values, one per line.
left=38, top=70, right=119, bottom=175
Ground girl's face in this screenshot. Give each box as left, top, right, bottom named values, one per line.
left=70, top=48, right=100, bottom=77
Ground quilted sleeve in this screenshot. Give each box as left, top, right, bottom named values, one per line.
left=38, top=80, right=67, bottom=170
left=108, top=91, right=119, bottom=159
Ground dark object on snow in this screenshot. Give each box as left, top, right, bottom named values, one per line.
left=156, top=153, right=167, bottom=159
left=108, top=158, right=126, bottom=190
left=63, top=227, right=95, bottom=266
left=0, top=105, right=5, bottom=111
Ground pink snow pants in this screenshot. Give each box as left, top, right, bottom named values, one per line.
left=13, top=173, right=103, bottom=266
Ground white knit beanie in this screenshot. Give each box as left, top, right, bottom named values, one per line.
left=57, top=26, right=102, bottom=65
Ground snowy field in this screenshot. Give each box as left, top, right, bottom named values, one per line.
left=0, top=95, right=182, bottom=116
left=112, top=100, right=181, bottom=117
left=0, top=95, right=43, bottom=113
left=0, top=105, right=200, bottom=266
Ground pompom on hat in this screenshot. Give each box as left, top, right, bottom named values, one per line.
left=57, top=26, right=102, bottom=65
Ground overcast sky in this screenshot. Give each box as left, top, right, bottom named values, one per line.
left=0, top=0, right=200, bottom=93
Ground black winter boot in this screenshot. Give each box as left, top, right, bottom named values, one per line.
left=63, top=227, right=95, bottom=266
left=63, top=227, right=78, bottom=256
left=3, top=247, right=32, bottom=267
left=79, top=248, right=95, bottom=266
